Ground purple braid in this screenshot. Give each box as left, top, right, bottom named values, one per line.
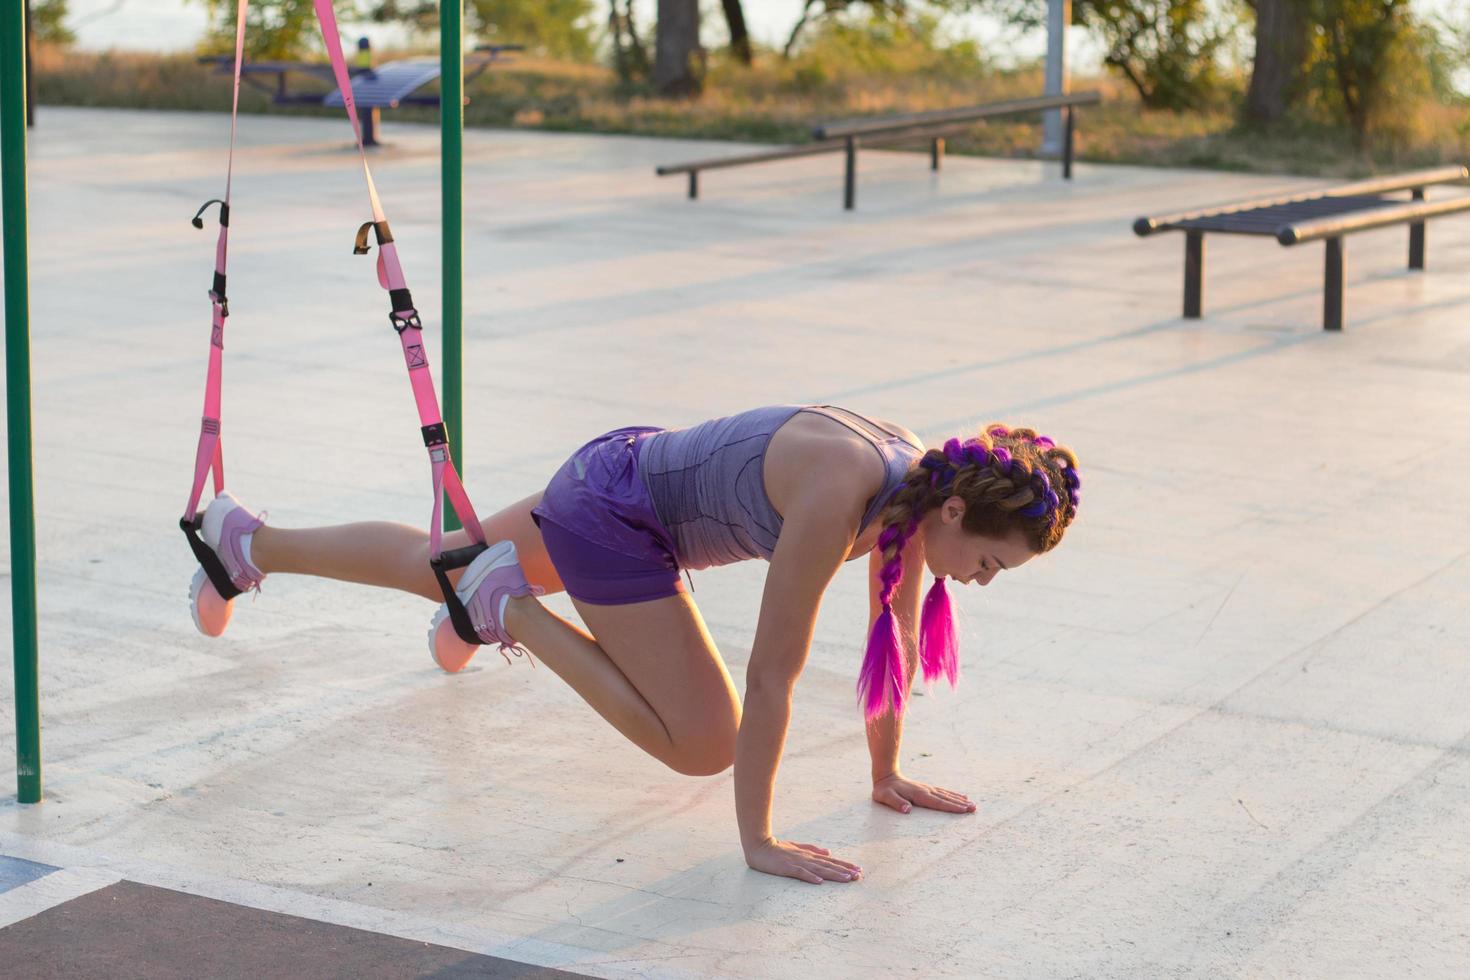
left=858, top=517, right=921, bottom=721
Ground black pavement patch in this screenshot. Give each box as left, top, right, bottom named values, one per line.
left=0, top=879, right=592, bottom=979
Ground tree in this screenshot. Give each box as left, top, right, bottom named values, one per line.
left=721, top=0, right=752, bottom=65
left=1306, top=0, right=1413, bottom=145
left=653, top=0, right=702, bottom=96
left=784, top=1, right=916, bottom=58
left=32, top=0, right=75, bottom=45
left=198, top=0, right=597, bottom=61
left=609, top=0, right=651, bottom=83
left=982, top=0, right=1234, bottom=111
left=1243, top=0, right=1309, bottom=126
left=1071, top=0, right=1233, bottom=110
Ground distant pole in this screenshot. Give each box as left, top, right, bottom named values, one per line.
left=3, top=0, right=43, bottom=804
left=440, top=1, right=464, bottom=531
left=1041, top=0, right=1070, bottom=157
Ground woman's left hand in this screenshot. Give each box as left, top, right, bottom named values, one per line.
left=871, top=772, right=977, bottom=814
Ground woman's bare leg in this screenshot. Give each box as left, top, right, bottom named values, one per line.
left=245, top=492, right=730, bottom=770
left=250, top=491, right=562, bottom=601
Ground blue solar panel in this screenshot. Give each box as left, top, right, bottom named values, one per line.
left=324, top=58, right=443, bottom=109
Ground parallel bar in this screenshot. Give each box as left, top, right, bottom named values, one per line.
left=1324, top=237, right=1344, bottom=332
left=1136, top=166, right=1469, bottom=237
left=813, top=90, right=1101, bottom=140
left=3, top=0, right=42, bottom=804
left=1278, top=193, right=1470, bottom=245
left=1409, top=187, right=1425, bottom=270
left=1183, top=231, right=1204, bottom=319
left=657, top=139, right=845, bottom=176
left=441, top=1, right=464, bottom=531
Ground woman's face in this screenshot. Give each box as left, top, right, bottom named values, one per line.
left=920, top=496, right=1036, bottom=587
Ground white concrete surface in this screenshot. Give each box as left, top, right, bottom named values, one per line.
left=2, top=106, right=1469, bottom=978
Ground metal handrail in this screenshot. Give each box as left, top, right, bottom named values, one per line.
left=811, top=90, right=1102, bottom=141
left=657, top=90, right=1097, bottom=208
left=1134, top=165, right=1469, bottom=236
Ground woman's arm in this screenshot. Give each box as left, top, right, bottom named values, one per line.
left=864, top=533, right=978, bottom=815
left=864, top=530, right=925, bottom=782
left=736, top=479, right=868, bottom=882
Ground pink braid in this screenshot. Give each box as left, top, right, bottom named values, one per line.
left=857, top=517, right=918, bottom=721
left=919, top=576, right=959, bottom=688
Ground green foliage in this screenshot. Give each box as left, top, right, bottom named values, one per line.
left=196, top=0, right=597, bottom=61
left=785, top=8, right=989, bottom=85
left=32, top=0, right=75, bottom=46
left=196, top=0, right=345, bottom=60
left=1302, top=0, right=1419, bottom=144
left=466, top=0, right=598, bottom=62
left=1071, top=0, right=1243, bottom=110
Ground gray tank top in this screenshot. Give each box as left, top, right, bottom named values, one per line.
left=637, top=405, right=924, bottom=571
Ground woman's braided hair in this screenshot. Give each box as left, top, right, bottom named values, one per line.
left=858, top=424, right=1081, bottom=721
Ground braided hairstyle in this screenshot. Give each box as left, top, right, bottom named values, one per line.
left=858, top=424, right=1081, bottom=721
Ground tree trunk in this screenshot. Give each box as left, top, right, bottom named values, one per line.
left=721, top=0, right=752, bottom=65
left=1244, top=0, right=1308, bottom=126
left=653, top=0, right=703, bottom=96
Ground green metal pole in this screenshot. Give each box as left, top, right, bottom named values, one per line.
left=3, top=0, right=43, bottom=804
left=441, top=1, right=464, bottom=532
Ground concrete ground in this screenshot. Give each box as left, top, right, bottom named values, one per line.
left=1, top=106, right=1468, bottom=978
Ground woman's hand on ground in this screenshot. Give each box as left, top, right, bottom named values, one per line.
left=872, top=772, right=977, bottom=814
left=744, top=837, right=863, bottom=884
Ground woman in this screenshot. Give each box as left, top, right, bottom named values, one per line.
left=188, top=404, right=1080, bottom=885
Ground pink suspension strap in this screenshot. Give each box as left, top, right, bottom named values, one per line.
left=311, top=0, right=491, bottom=645
left=181, top=0, right=250, bottom=601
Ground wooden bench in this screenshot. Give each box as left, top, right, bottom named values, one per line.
left=1133, top=166, right=1470, bottom=330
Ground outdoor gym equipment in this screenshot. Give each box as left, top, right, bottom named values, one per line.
left=1134, top=166, right=1470, bottom=331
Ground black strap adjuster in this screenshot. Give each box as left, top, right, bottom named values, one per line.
left=353, top=219, right=393, bottom=255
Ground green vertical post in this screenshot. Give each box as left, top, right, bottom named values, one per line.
left=441, top=1, right=464, bottom=531
left=3, top=0, right=43, bottom=804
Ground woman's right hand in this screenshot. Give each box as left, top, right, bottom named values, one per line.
left=744, top=837, right=863, bottom=884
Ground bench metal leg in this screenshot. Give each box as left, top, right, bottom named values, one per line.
left=1184, top=231, right=1204, bottom=318
left=1324, top=236, right=1344, bottom=331
left=688, top=171, right=699, bottom=200
left=931, top=137, right=944, bottom=172
left=1063, top=106, right=1075, bottom=180
left=1409, top=187, right=1425, bottom=269
left=844, top=137, right=857, bottom=211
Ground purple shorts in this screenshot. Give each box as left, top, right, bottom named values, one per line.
left=530, top=426, right=686, bottom=606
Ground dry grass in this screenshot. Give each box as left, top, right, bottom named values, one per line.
left=31, top=44, right=1470, bottom=178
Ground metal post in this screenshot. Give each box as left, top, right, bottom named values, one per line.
left=360, top=107, right=380, bottom=147
left=1324, top=236, right=1344, bottom=331
left=441, top=1, right=464, bottom=531
left=930, top=137, right=943, bottom=172
left=1041, top=0, right=1071, bottom=155
left=688, top=170, right=698, bottom=199
left=3, top=0, right=43, bottom=804
left=844, top=136, right=856, bottom=211
left=1409, top=187, right=1425, bottom=270
left=1062, top=106, right=1074, bottom=180
left=1184, top=230, right=1204, bottom=319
